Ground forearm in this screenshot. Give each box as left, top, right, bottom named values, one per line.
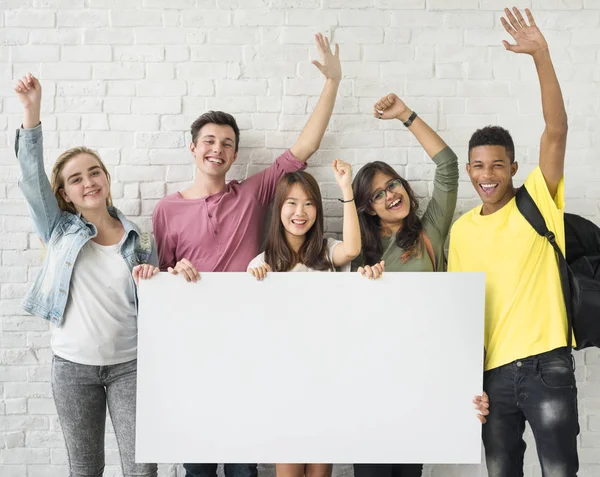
left=290, top=78, right=340, bottom=162
left=534, top=49, right=567, bottom=135
left=336, top=185, right=361, bottom=264
left=23, top=105, right=41, bottom=129
left=397, top=109, right=447, bottom=159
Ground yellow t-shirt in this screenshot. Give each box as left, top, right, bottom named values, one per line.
left=448, top=167, right=568, bottom=371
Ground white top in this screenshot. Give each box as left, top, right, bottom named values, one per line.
left=247, top=237, right=350, bottom=272
left=51, top=238, right=138, bottom=366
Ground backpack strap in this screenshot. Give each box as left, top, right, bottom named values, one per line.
left=515, top=186, right=574, bottom=352
left=421, top=232, right=437, bottom=272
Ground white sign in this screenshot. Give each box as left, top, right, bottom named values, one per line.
left=136, top=272, right=485, bottom=464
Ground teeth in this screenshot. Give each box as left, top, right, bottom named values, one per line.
left=292, top=220, right=306, bottom=225
left=207, top=158, right=224, bottom=164
left=389, top=198, right=401, bottom=208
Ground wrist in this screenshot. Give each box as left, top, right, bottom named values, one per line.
left=396, top=108, right=413, bottom=123
left=340, top=186, right=354, bottom=200
left=531, top=47, right=550, bottom=61
left=326, top=77, right=341, bottom=85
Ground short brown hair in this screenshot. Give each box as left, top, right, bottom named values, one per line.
left=50, top=147, right=113, bottom=214
left=190, top=111, right=240, bottom=152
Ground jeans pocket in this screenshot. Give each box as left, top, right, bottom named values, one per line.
left=540, top=359, right=575, bottom=389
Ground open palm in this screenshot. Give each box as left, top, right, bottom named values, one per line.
left=501, top=7, right=548, bottom=55
left=312, top=33, right=341, bottom=81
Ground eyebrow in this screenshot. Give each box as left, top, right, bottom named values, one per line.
left=67, top=165, right=102, bottom=182
left=286, top=197, right=311, bottom=200
left=201, top=134, right=234, bottom=143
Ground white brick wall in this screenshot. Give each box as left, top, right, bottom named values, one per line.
left=1, top=1, right=599, bottom=476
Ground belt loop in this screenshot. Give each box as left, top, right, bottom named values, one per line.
left=570, top=353, right=576, bottom=372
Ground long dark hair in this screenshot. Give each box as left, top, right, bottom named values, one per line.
left=264, top=172, right=332, bottom=272
left=352, top=161, right=423, bottom=266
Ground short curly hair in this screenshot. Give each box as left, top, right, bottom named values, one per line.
left=468, top=126, right=515, bottom=163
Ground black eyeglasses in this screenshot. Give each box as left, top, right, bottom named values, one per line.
left=370, top=179, right=403, bottom=204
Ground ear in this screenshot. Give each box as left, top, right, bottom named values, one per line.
left=189, top=141, right=196, bottom=154
left=367, top=207, right=377, bottom=216
left=511, top=161, right=518, bottom=177
left=231, top=151, right=238, bottom=164
left=59, top=188, right=72, bottom=204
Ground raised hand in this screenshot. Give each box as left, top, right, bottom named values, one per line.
left=249, top=263, right=270, bottom=281
left=332, top=159, right=353, bottom=190
left=373, top=93, right=410, bottom=122
left=312, top=33, right=341, bottom=81
left=14, top=73, right=42, bottom=110
left=501, top=7, right=548, bottom=56
left=132, top=264, right=159, bottom=285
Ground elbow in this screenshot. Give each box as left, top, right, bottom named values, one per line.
left=346, top=245, right=362, bottom=262
left=547, top=116, right=568, bottom=137
left=296, top=138, right=320, bottom=160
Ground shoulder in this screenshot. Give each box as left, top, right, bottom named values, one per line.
left=153, top=192, right=185, bottom=217
left=450, top=206, right=479, bottom=232
left=326, top=237, right=342, bottom=248
left=523, top=166, right=564, bottom=211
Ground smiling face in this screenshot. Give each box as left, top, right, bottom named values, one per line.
left=280, top=183, right=318, bottom=246
left=59, top=153, right=111, bottom=213
left=368, top=171, right=411, bottom=232
left=467, top=145, right=518, bottom=214
left=190, top=123, right=238, bottom=179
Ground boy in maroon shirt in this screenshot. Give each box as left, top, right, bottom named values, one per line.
left=152, top=34, right=342, bottom=477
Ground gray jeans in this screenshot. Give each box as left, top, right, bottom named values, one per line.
left=52, top=354, right=157, bottom=477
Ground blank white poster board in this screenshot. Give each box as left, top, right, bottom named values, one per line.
left=136, top=272, right=485, bottom=464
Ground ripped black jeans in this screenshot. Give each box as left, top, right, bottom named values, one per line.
left=482, top=347, right=579, bottom=477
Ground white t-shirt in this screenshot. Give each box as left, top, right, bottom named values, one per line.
left=247, top=237, right=350, bottom=272
left=51, top=238, right=138, bottom=366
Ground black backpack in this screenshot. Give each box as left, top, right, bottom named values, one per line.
left=516, top=185, right=600, bottom=350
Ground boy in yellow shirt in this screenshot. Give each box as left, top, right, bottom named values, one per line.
left=448, top=8, right=578, bottom=477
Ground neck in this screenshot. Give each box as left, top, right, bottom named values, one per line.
left=79, top=207, right=122, bottom=237
left=80, top=206, right=115, bottom=228
left=380, top=219, right=403, bottom=237
left=286, top=233, right=306, bottom=254
left=182, top=170, right=227, bottom=199
left=480, top=185, right=516, bottom=216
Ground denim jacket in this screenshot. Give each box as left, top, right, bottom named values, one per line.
left=15, top=124, right=158, bottom=326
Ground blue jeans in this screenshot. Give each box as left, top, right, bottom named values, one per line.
left=184, top=463, right=258, bottom=477
left=482, top=347, right=579, bottom=477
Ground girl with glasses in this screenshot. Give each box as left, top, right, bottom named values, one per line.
left=352, top=93, right=459, bottom=280
left=351, top=93, right=460, bottom=477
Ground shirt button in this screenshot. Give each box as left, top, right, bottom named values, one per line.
left=214, top=231, right=219, bottom=235
left=516, top=361, right=522, bottom=367
left=208, top=213, right=212, bottom=218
